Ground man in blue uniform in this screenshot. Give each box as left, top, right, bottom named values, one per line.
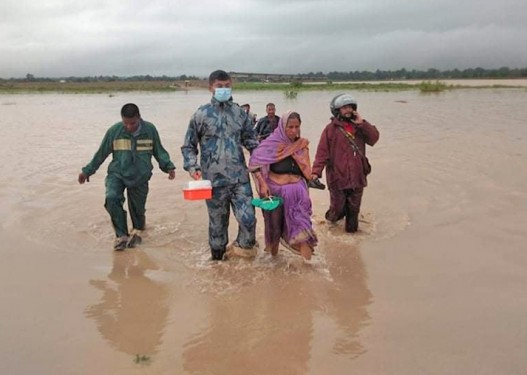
left=181, top=70, right=259, bottom=260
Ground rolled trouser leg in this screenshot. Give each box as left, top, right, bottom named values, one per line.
left=206, top=186, right=230, bottom=260
left=104, top=175, right=128, bottom=237
left=127, top=182, right=149, bottom=231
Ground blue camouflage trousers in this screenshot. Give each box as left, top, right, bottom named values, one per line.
left=205, top=182, right=256, bottom=256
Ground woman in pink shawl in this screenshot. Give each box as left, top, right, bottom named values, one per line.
left=249, top=111, right=317, bottom=261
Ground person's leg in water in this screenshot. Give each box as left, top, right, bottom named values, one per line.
left=277, top=180, right=317, bottom=262
left=263, top=205, right=283, bottom=255
left=325, top=188, right=346, bottom=224
left=230, top=182, right=256, bottom=252
left=104, top=175, right=129, bottom=250
left=299, top=242, right=312, bottom=261
left=344, top=187, right=364, bottom=233
left=206, top=186, right=231, bottom=260
left=126, top=182, right=148, bottom=247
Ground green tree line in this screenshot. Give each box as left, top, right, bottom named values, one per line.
left=5, top=74, right=201, bottom=82
left=325, top=67, right=527, bottom=81
left=4, top=67, right=527, bottom=82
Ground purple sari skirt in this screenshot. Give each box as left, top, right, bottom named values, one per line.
left=263, top=178, right=318, bottom=249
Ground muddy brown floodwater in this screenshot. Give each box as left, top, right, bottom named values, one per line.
left=1, top=85, right=526, bottom=374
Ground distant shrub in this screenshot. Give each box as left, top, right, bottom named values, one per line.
left=284, top=90, right=298, bottom=99
left=290, top=80, right=303, bottom=89
left=419, top=80, right=448, bottom=92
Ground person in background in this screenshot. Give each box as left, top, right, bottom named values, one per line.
left=241, top=103, right=257, bottom=126
left=181, top=70, right=260, bottom=261
left=249, top=111, right=317, bottom=263
left=255, top=103, right=280, bottom=141
left=311, top=94, right=379, bottom=233
left=78, top=103, right=176, bottom=250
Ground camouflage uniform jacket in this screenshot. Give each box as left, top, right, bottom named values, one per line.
left=181, top=97, right=259, bottom=188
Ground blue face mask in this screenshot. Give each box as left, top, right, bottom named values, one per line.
left=214, top=87, right=232, bottom=102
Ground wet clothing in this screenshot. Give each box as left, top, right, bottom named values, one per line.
left=206, top=182, right=256, bottom=259
left=181, top=97, right=259, bottom=259
left=326, top=187, right=364, bottom=233
left=249, top=111, right=317, bottom=251
left=105, top=175, right=148, bottom=237
left=270, top=156, right=302, bottom=176
left=82, top=121, right=175, bottom=186
left=312, top=117, right=379, bottom=190
left=263, top=178, right=317, bottom=250
left=82, top=120, right=175, bottom=237
left=255, top=115, right=280, bottom=140
left=312, top=117, right=379, bottom=232
left=181, top=98, right=259, bottom=187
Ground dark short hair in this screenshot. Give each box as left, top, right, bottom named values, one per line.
left=208, top=70, right=231, bottom=85
left=121, top=103, right=140, bottom=118
left=266, top=103, right=275, bottom=108
left=288, top=112, right=301, bottom=123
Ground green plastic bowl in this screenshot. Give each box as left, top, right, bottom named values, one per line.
left=251, top=196, right=283, bottom=211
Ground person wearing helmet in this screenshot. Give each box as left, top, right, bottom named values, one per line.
left=311, top=94, right=380, bottom=233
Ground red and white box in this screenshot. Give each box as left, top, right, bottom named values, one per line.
left=183, top=180, right=212, bottom=200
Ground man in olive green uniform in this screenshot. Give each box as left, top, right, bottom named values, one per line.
left=78, top=103, right=176, bottom=250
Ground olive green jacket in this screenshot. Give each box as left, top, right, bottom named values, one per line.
left=82, top=120, right=175, bottom=187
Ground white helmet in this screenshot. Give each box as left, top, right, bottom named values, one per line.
left=330, top=94, right=357, bottom=117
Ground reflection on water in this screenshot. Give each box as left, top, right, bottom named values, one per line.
left=321, top=239, right=372, bottom=358
left=183, top=281, right=314, bottom=374
left=181, top=232, right=371, bottom=375
left=85, top=250, right=169, bottom=357
left=183, top=248, right=371, bottom=374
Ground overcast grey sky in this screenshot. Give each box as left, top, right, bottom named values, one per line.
left=1, top=0, right=526, bottom=78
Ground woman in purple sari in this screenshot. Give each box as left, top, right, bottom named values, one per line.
left=249, top=111, right=318, bottom=262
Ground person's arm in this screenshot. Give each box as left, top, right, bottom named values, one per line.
left=259, top=120, right=272, bottom=140
left=250, top=169, right=270, bottom=198
left=241, top=110, right=259, bottom=152
left=355, top=117, right=380, bottom=146
left=311, top=127, right=330, bottom=179
left=181, top=114, right=202, bottom=179
left=151, top=126, right=176, bottom=179
left=255, top=118, right=264, bottom=135
left=78, top=127, right=113, bottom=183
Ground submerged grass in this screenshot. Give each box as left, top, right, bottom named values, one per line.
left=418, top=80, right=450, bottom=92
left=134, top=354, right=151, bottom=364
left=284, top=90, right=298, bottom=99
left=0, top=80, right=184, bottom=94
left=235, top=81, right=418, bottom=92
left=0, top=79, right=524, bottom=94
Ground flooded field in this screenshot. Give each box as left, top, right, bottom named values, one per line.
left=1, top=85, right=526, bottom=374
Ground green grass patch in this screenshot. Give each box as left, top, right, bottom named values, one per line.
left=284, top=90, right=298, bottom=99
left=134, top=354, right=151, bottom=364
left=235, top=81, right=423, bottom=92
left=0, top=80, right=183, bottom=94
left=418, top=80, right=450, bottom=92
left=1, top=79, right=524, bottom=94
